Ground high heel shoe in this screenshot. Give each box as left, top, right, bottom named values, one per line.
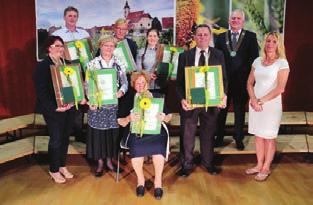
left=59, top=167, right=74, bottom=179
left=49, top=171, right=66, bottom=184
left=94, top=167, right=104, bottom=177
left=136, top=185, right=145, bottom=197
left=154, top=188, right=163, bottom=200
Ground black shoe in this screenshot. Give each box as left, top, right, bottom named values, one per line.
left=206, top=166, right=221, bottom=175
left=178, top=168, right=191, bottom=177
left=136, top=185, right=145, bottom=197
left=94, top=169, right=104, bottom=177
left=235, top=140, right=245, bottom=151
left=154, top=188, right=163, bottom=200
left=214, top=140, right=224, bottom=147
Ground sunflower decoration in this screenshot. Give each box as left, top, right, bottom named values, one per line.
left=199, top=66, right=209, bottom=73
left=135, top=91, right=153, bottom=137
left=170, top=47, right=177, bottom=53
left=75, top=40, right=83, bottom=49
left=63, top=66, right=74, bottom=76
left=63, top=66, right=78, bottom=109
left=139, top=98, right=151, bottom=110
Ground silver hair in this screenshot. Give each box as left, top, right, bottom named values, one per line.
left=230, top=9, right=245, bottom=21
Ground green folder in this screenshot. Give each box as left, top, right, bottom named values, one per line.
left=61, top=86, right=75, bottom=104
left=190, top=88, right=206, bottom=104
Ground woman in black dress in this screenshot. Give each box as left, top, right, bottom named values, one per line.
left=118, top=71, right=172, bottom=199
left=33, top=36, right=75, bottom=183
left=86, top=35, right=128, bottom=177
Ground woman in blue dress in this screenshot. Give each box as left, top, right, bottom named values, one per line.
left=118, top=71, right=172, bottom=199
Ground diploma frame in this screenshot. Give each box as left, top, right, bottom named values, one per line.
left=162, top=45, right=184, bottom=79
left=50, top=64, right=85, bottom=107
left=131, top=97, right=164, bottom=135
left=87, top=68, right=118, bottom=106
left=63, top=38, right=94, bottom=72
left=185, top=65, right=224, bottom=108
left=113, top=39, right=137, bottom=72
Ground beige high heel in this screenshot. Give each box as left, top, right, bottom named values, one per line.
left=59, top=167, right=74, bottom=179
left=49, top=171, right=66, bottom=183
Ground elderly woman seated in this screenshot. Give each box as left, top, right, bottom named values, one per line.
left=118, top=71, right=172, bottom=200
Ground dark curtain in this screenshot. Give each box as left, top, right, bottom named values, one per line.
left=0, top=0, right=36, bottom=118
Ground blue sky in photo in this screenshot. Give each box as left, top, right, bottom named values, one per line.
left=36, top=0, right=174, bottom=29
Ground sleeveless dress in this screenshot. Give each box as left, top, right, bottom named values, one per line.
left=248, top=57, right=289, bottom=139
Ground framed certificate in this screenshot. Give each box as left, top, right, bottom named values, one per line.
left=131, top=97, right=164, bottom=135
left=113, top=39, right=137, bottom=72
left=185, top=65, right=224, bottom=107
left=63, top=38, right=94, bottom=72
left=87, top=68, right=117, bottom=106
left=50, top=64, right=85, bottom=108
left=162, top=45, right=184, bottom=79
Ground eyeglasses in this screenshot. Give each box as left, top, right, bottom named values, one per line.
left=50, top=44, right=64, bottom=48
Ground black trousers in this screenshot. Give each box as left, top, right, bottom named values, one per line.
left=43, top=109, right=75, bottom=172
left=216, top=85, right=248, bottom=142
left=181, top=107, right=220, bottom=169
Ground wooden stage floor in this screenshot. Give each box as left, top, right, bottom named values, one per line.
left=0, top=153, right=312, bottom=205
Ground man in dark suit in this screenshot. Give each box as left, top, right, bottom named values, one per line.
left=215, top=10, right=259, bottom=150
left=176, top=24, right=228, bottom=176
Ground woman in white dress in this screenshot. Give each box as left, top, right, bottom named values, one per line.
left=246, top=32, right=290, bottom=181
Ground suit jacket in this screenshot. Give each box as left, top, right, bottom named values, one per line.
left=215, top=30, right=258, bottom=90
left=176, top=47, right=228, bottom=102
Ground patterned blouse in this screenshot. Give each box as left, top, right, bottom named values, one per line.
left=86, top=55, right=128, bottom=130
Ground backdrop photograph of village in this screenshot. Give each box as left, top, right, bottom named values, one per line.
left=36, top=0, right=174, bottom=59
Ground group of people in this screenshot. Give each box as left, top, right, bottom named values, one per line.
left=33, top=6, right=290, bottom=200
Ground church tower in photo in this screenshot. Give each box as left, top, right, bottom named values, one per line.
left=124, top=1, right=130, bottom=18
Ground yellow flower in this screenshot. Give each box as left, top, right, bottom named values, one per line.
left=170, top=47, right=177, bottom=53
left=63, top=67, right=74, bottom=76
left=139, top=98, right=151, bottom=110
left=199, top=67, right=208, bottom=73
left=75, top=41, right=83, bottom=49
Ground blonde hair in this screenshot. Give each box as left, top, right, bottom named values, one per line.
left=115, top=18, right=128, bottom=26
left=130, top=71, right=151, bottom=88
left=98, top=35, right=117, bottom=47
left=261, top=32, right=286, bottom=60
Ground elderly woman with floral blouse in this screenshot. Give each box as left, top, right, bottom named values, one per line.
left=86, top=35, right=128, bottom=177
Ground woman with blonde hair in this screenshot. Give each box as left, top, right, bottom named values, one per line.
left=118, top=71, right=172, bottom=199
left=246, top=32, right=290, bottom=181
left=86, top=35, right=128, bottom=177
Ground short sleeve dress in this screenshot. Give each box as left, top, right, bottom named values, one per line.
left=128, top=93, right=169, bottom=159
left=248, top=57, right=289, bottom=139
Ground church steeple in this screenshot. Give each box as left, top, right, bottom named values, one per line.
left=124, top=1, right=130, bottom=18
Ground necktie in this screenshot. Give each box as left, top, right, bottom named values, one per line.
left=198, top=50, right=205, bottom=66
left=232, top=32, right=239, bottom=49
